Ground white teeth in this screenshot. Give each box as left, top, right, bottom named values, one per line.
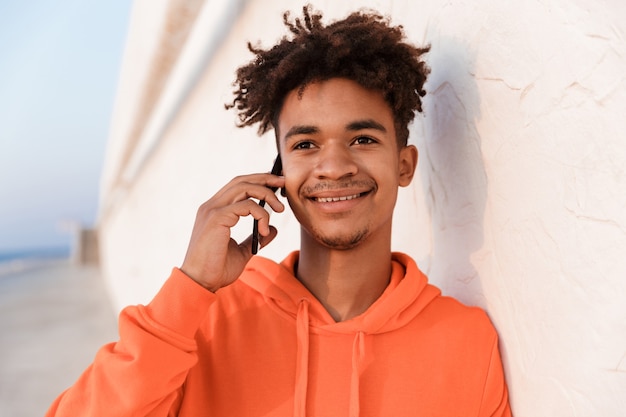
left=316, top=194, right=360, bottom=203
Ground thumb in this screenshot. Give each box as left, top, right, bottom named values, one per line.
left=239, top=225, right=278, bottom=256
left=259, top=225, right=279, bottom=249
left=240, top=225, right=279, bottom=254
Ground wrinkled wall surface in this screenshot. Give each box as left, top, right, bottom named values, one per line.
left=100, top=0, right=626, bottom=415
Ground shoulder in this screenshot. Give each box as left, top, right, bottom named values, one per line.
left=428, top=295, right=493, bottom=324
left=422, top=294, right=498, bottom=345
left=209, top=254, right=293, bottom=309
left=391, top=253, right=498, bottom=339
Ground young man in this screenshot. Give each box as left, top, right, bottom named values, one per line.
left=47, top=6, right=511, bottom=416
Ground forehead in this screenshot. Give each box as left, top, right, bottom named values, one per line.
left=276, top=78, right=395, bottom=140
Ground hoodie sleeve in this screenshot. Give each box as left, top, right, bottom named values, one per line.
left=45, top=268, right=217, bottom=417
left=478, top=336, right=512, bottom=417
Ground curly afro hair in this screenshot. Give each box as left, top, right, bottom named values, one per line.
left=227, top=5, right=430, bottom=147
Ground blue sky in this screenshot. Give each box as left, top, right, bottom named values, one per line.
left=0, top=0, right=132, bottom=252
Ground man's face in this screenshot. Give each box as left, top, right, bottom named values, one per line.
left=277, top=78, right=417, bottom=250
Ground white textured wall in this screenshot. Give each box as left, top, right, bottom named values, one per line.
left=100, top=0, right=626, bottom=415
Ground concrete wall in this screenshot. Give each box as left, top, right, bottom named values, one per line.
left=99, top=0, right=626, bottom=415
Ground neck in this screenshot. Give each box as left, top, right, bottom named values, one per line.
left=296, top=230, right=393, bottom=322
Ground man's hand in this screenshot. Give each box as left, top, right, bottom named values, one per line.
left=180, top=173, right=285, bottom=292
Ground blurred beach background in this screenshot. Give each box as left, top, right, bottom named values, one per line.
left=0, top=1, right=131, bottom=415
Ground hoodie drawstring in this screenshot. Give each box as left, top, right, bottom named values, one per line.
left=294, top=299, right=310, bottom=417
left=350, top=331, right=365, bottom=417
left=294, top=299, right=366, bottom=417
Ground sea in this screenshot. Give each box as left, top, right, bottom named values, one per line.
left=0, top=246, right=70, bottom=277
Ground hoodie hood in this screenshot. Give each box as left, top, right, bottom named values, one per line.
left=241, top=251, right=441, bottom=334
left=240, top=251, right=441, bottom=417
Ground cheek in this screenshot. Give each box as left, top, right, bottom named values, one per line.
left=281, top=158, right=304, bottom=188
left=281, top=164, right=303, bottom=203
left=375, top=163, right=402, bottom=204
left=283, top=180, right=296, bottom=202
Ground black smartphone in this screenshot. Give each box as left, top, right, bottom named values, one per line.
left=252, top=155, right=283, bottom=254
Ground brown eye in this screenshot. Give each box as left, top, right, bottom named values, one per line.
left=353, top=136, right=376, bottom=145
left=294, top=141, right=314, bottom=150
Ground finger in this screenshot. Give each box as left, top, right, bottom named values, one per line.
left=222, top=173, right=285, bottom=195
left=229, top=173, right=285, bottom=188
left=216, top=175, right=285, bottom=205
left=260, top=226, right=279, bottom=248
left=260, top=192, right=285, bottom=214
left=240, top=226, right=278, bottom=253
left=210, top=184, right=286, bottom=216
left=214, top=200, right=273, bottom=234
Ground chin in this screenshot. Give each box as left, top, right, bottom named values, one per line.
left=316, top=228, right=369, bottom=250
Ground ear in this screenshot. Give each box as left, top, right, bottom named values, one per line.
left=398, top=145, right=418, bottom=187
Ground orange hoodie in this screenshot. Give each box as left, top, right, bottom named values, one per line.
left=47, top=252, right=511, bottom=416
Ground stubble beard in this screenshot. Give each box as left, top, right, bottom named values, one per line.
left=291, top=179, right=376, bottom=250
left=311, top=226, right=370, bottom=250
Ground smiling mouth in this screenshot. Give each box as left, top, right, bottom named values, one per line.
left=312, top=192, right=369, bottom=203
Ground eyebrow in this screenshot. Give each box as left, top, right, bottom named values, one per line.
left=284, top=125, right=319, bottom=140
left=346, top=119, right=387, bottom=133
left=284, top=119, right=387, bottom=140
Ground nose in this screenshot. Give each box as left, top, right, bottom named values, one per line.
left=313, top=144, right=358, bottom=180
